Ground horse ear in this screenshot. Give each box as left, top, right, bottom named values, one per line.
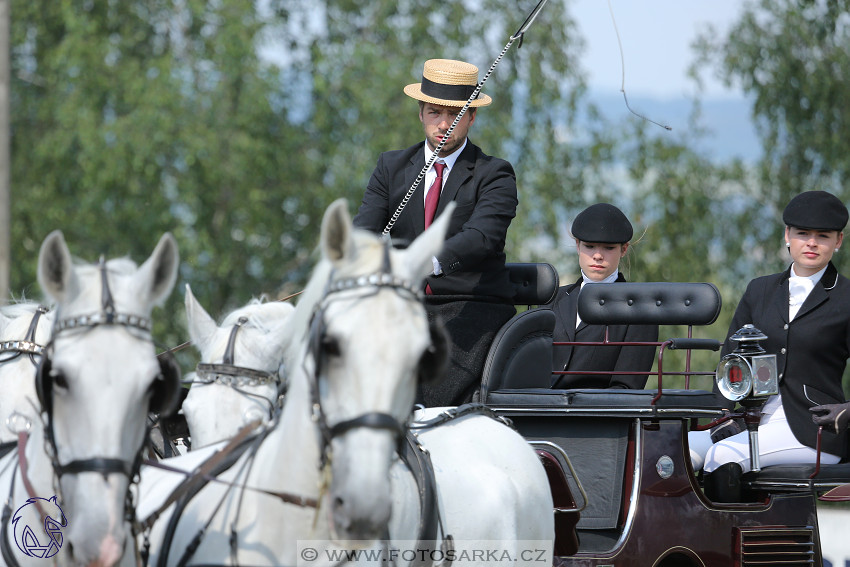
left=403, top=202, right=456, bottom=280
left=321, top=198, right=353, bottom=262
left=38, top=230, right=76, bottom=303
left=185, top=284, right=217, bottom=350
left=138, top=233, right=180, bottom=306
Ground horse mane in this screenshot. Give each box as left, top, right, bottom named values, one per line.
left=284, top=256, right=332, bottom=361
left=0, top=301, right=53, bottom=344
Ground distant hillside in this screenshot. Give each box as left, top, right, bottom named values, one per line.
left=587, top=90, right=761, bottom=164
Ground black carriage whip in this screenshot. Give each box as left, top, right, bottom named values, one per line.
left=382, top=0, right=551, bottom=236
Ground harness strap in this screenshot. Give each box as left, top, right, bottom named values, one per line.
left=144, top=456, right=319, bottom=511
left=399, top=431, right=441, bottom=567
left=409, top=402, right=514, bottom=431
left=222, top=317, right=248, bottom=366
left=17, top=432, right=46, bottom=520
left=153, top=422, right=277, bottom=567
left=138, top=419, right=264, bottom=534
left=56, top=457, right=134, bottom=478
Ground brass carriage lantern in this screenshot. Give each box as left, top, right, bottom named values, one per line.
left=715, top=324, right=779, bottom=472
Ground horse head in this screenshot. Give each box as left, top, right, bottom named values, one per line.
left=0, top=302, right=53, bottom=445
left=305, top=198, right=451, bottom=542
left=36, top=230, right=179, bottom=567
left=182, top=285, right=294, bottom=448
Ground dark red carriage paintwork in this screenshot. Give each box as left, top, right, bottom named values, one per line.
left=478, top=273, right=848, bottom=566
left=496, top=401, right=824, bottom=567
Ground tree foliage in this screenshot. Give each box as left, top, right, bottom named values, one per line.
left=9, top=0, right=850, bottom=396
left=9, top=0, right=598, bottom=351
left=698, top=0, right=850, bottom=275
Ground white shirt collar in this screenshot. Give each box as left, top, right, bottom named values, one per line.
left=424, top=138, right=467, bottom=172
left=788, top=264, right=826, bottom=320
left=580, top=270, right=620, bottom=287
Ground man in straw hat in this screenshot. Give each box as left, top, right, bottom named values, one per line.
left=353, top=58, right=518, bottom=407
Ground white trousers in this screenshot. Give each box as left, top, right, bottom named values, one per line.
left=688, top=395, right=841, bottom=473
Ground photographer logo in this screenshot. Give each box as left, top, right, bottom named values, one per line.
left=12, top=496, right=67, bottom=559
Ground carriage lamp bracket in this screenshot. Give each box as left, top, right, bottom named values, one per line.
left=715, top=324, right=779, bottom=472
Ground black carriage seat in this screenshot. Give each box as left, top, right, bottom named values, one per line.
left=577, top=281, right=722, bottom=327
left=480, top=282, right=725, bottom=408
left=507, top=262, right=559, bottom=308
left=477, top=263, right=560, bottom=402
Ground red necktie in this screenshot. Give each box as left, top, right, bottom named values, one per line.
left=424, top=161, right=445, bottom=228
left=424, top=161, right=445, bottom=295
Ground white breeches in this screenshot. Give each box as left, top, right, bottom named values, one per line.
left=688, top=395, right=841, bottom=473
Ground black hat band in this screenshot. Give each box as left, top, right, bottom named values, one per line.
left=420, top=76, right=479, bottom=101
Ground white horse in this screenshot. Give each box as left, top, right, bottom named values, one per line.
left=0, top=303, right=53, bottom=448
left=0, top=230, right=179, bottom=567
left=181, top=285, right=294, bottom=448
left=135, top=199, right=553, bottom=566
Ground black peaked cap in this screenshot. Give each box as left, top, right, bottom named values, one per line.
left=571, top=203, right=633, bottom=243
left=782, top=190, right=848, bottom=231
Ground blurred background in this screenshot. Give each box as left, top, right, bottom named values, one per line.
left=2, top=0, right=849, bottom=398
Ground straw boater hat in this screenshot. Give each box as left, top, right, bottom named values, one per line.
left=403, top=59, right=492, bottom=108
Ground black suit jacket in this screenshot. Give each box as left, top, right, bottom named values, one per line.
left=547, top=275, right=659, bottom=389
left=352, top=141, right=518, bottom=300
left=720, top=263, right=850, bottom=458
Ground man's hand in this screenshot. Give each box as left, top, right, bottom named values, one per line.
left=810, top=402, right=850, bottom=434
left=710, top=416, right=746, bottom=443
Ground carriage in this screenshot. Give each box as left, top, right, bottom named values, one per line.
left=477, top=262, right=850, bottom=566
left=3, top=204, right=850, bottom=567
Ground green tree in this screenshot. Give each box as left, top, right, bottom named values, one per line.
left=697, top=0, right=850, bottom=275
left=10, top=0, right=316, bottom=351
left=697, top=0, right=850, bottom=393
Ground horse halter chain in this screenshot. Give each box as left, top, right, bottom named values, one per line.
left=2, top=305, right=48, bottom=443
left=308, top=240, right=423, bottom=466
left=193, top=317, right=286, bottom=418
left=0, top=305, right=48, bottom=367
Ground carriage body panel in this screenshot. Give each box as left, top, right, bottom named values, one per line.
left=480, top=269, right=849, bottom=566
left=491, top=392, right=825, bottom=566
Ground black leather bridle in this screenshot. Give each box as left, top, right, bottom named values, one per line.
left=192, top=316, right=286, bottom=418
left=35, top=258, right=168, bottom=548
left=307, top=240, right=426, bottom=465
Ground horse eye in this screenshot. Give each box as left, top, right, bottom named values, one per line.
left=50, top=369, right=69, bottom=390
left=321, top=336, right=341, bottom=357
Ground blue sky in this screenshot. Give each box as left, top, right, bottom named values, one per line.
left=570, top=0, right=746, bottom=99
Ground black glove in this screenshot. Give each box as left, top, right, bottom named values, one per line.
left=810, top=402, right=850, bottom=434
left=709, top=416, right=745, bottom=443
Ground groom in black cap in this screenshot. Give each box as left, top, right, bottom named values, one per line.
left=547, top=203, right=658, bottom=389
left=353, top=58, right=517, bottom=407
